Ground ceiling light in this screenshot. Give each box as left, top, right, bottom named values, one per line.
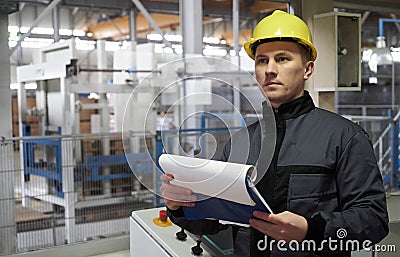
left=147, top=34, right=163, bottom=41
left=368, top=36, right=393, bottom=73
left=25, top=82, right=38, bottom=90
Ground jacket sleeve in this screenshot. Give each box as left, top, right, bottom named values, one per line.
left=305, top=130, right=389, bottom=248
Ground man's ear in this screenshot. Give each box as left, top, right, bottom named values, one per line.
left=304, top=61, right=314, bottom=80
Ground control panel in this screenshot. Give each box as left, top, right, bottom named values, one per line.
left=130, top=207, right=220, bottom=257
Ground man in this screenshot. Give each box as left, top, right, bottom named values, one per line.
left=160, top=10, right=389, bottom=256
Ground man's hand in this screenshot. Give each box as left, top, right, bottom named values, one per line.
left=249, top=211, right=308, bottom=242
left=160, top=173, right=197, bottom=210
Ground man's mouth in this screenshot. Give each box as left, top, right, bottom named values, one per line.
left=264, top=82, right=280, bottom=87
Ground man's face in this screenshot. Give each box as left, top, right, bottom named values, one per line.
left=254, top=41, right=314, bottom=108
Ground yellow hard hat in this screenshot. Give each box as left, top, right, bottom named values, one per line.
left=244, top=10, right=317, bottom=61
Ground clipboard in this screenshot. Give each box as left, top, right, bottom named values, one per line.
left=159, top=154, right=273, bottom=226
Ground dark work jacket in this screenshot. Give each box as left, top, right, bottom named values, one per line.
left=167, top=91, right=389, bottom=257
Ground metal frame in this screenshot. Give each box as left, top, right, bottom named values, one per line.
left=14, top=39, right=157, bottom=246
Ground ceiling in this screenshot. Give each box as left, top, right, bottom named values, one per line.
left=4, top=0, right=400, bottom=48
left=85, top=0, right=288, bottom=43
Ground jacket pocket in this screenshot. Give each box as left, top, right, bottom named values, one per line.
left=287, top=173, right=338, bottom=217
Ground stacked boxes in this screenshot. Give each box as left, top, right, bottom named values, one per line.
left=79, top=136, right=135, bottom=198
left=12, top=95, right=39, bottom=137
left=79, top=98, right=99, bottom=134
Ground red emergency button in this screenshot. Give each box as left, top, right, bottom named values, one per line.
left=153, top=209, right=172, bottom=227
left=159, top=210, right=168, bottom=222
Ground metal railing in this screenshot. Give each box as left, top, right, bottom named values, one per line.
left=0, top=132, right=157, bottom=255
left=371, top=110, right=400, bottom=189
left=325, top=110, right=399, bottom=190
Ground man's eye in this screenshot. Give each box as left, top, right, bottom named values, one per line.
left=277, top=57, right=288, bottom=62
left=257, top=58, right=267, bottom=64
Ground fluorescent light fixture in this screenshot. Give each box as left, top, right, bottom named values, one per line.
left=203, top=36, right=220, bottom=44
left=75, top=42, right=95, bottom=51
left=21, top=41, right=52, bottom=48
left=8, top=26, right=19, bottom=33
left=19, top=26, right=54, bottom=34
left=59, top=29, right=73, bottom=36
left=9, top=26, right=87, bottom=37
left=203, top=46, right=227, bottom=56
left=147, top=34, right=163, bottom=41
left=146, top=33, right=183, bottom=42
left=24, top=37, right=54, bottom=43
left=10, top=82, right=38, bottom=90
left=148, top=34, right=224, bottom=45
left=19, top=27, right=29, bottom=33
left=10, top=83, right=19, bottom=90
left=75, top=38, right=96, bottom=44
left=73, top=29, right=86, bottom=37
left=165, top=34, right=182, bottom=42
left=32, top=27, right=54, bottom=35
left=369, top=77, right=378, bottom=84
left=25, top=82, right=38, bottom=90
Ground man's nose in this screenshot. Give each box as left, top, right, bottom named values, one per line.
left=264, top=61, right=277, bottom=75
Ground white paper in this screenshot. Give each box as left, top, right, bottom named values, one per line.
left=159, top=154, right=256, bottom=206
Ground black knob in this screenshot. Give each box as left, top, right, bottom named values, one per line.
left=176, top=228, right=187, bottom=241
left=191, top=239, right=203, bottom=256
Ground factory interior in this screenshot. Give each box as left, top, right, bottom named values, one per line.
left=1, top=0, right=400, bottom=256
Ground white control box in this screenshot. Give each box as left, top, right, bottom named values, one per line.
left=130, top=207, right=216, bottom=257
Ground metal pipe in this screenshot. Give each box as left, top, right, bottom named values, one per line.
left=233, top=0, right=239, bottom=56
left=52, top=3, right=60, bottom=42
left=360, top=11, right=370, bottom=25
left=9, top=0, right=63, bottom=55
left=392, top=61, right=395, bottom=111
left=232, top=0, right=241, bottom=124
left=378, top=17, right=400, bottom=37
left=130, top=0, right=172, bottom=47
left=129, top=8, right=137, bottom=42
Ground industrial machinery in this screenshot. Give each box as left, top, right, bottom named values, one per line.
left=15, top=39, right=159, bottom=245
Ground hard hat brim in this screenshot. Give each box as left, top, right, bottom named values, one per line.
left=244, top=37, right=317, bottom=61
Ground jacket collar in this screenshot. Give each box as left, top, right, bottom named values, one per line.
left=263, top=90, right=315, bottom=120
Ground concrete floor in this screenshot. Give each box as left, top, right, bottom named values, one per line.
left=88, top=250, right=129, bottom=257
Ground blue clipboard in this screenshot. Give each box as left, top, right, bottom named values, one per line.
left=182, top=176, right=273, bottom=225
